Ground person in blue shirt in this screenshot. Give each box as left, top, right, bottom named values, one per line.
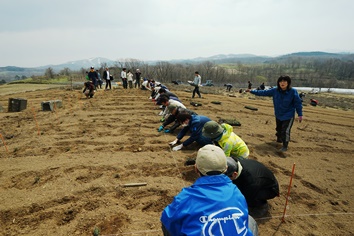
left=169, top=113, right=213, bottom=151
left=247, top=75, right=303, bottom=152
left=161, top=145, right=258, bottom=236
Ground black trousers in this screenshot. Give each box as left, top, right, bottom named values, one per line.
left=192, top=86, right=201, bottom=98
left=105, top=80, right=112, bottom=89
left=275, top=117, right=294, bottom=144
left=122, top=79, right=128, bottom=89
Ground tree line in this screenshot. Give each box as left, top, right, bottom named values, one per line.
left=39, top=56, right=354, bottom=89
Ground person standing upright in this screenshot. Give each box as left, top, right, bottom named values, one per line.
left=103, top=67, right=111, bottom=90
left=247, top=75, right=303, bottom=153
left=88, top=66, right=98, bottom=89
left=192, top=71, right=202, bottom=98
left=248, top=81, right=252, bottom=90
left=96, top=70, right=103, bottom=89
left=135, top=69, right=141, bottom=88
left=127, top=70, right=134, bottom=89
left=121, top=68, right=127, bottom=89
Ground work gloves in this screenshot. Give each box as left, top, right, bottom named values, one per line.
left=158, top=125, right=164, bottom=132
left=172, top=144, right=183, bottom=151
left=169, top=139, right=179, bottom=146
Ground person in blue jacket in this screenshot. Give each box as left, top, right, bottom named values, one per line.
left=161, top=145, right=258, bottom=236
left=247, top=75, right=303, bottom=152
left=169, top=113, right=213, bottom=151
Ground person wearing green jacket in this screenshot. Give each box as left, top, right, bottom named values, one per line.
left=202, top=121, right=249, bottom=159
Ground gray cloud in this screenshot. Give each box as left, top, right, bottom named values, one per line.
left=1, top=0, right=354, bottom=67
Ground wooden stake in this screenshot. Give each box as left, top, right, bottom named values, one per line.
left=0, top=133, right=9, bottom=153
left=282, top=163, right=296, bottom=222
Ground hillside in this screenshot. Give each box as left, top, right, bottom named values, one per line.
left=0, top=84, right=353, bottom=235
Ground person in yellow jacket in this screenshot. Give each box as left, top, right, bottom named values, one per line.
left=202, top=121, right=249, bottom=159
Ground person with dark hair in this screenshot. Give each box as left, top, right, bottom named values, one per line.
left=226, top=157, right=279, bottom=217
left=121, top=68, right=127, bottom=89
left=158, top=88, right=178, bottom=99
left=192, top=71, right=202, bottom=98
left=224, top=83, right=233, bottom=92
left=158, top=95, right=185, bottom=118
left=152, top=82, right=169, bottom=100
left=148, top=80, right=157, bottom=99
left=299, top=92, right=305, bottom=102
left=247, top=81, right=252, bottom=90
left=135, top=69, right=141, bottom=88
left=158, top=105, right=197, bottom=133
left=169, top=113, right=213, bottom=151
left=96, top=70, right=103, bottom=89
left=82, top=81, right=95, bottom=98
left=103, top=67, right=111, bottom=90
left=88, top=66, right=98, bottom=89
left=259, top=82, right=265, bottom=90
left=247, top=75, right=303, bottom=152
left=155, top=89, right=181, bottom=105
left=141, top=79, right=151, bottom=90
left=127, top=70, right=134, bottom=89
left=161, top=145, right=257, bottom=236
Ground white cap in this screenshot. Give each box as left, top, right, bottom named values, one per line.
left=196, top=145, right=227, bottom=175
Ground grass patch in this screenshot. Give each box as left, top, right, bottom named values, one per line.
left=8, top=76, right=70, bottom=84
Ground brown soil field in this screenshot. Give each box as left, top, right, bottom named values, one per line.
left=0, top=83, right=353, bottom=236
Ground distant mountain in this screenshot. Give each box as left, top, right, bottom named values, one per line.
left=170, top=53, right=271, bottom=64
left=280, top=51, right=347, bottom=58
left=193, top=53, right=261, bottom=60
left=265, top=51, right=354, bottom=64
left=36, top=57, right=115, bottom=71
left=1, top=52, right=353, bottom=82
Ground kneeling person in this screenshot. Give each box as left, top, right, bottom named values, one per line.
left=203, top=121, right=249, bottom=159
left=161, top=145, right=257, bottom=236
left=226, top=157, right=279, bottom=215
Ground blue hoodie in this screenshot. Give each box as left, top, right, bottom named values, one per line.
left=177, top=115, right=213, bottom=147
left=251, top=87, right=303, bottom=121
left=161, top=174, right=253, bottom=236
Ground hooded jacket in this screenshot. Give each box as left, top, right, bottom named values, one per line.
left=250, top=87, right=303, bottom=121
left=161, top=174, right=253, bottom=236
left=217, top=123, right=249, bottom=158
left=177, top=115, right=213, bottom=147
left=232, top=158, right=279, bottom=207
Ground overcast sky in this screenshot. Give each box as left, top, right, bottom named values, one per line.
left=1, top=0, right=353, bottom=67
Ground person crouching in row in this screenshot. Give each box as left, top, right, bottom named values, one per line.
left=83, top=81, right=95, bottom=98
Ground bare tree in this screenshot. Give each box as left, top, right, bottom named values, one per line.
left=125, top=58, right=145, bottom=71
left=45, top=67, right=55, bottom=78
left=155, top=61, right=175, bottom=82
left=60, top=67, right=71, bottom=76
